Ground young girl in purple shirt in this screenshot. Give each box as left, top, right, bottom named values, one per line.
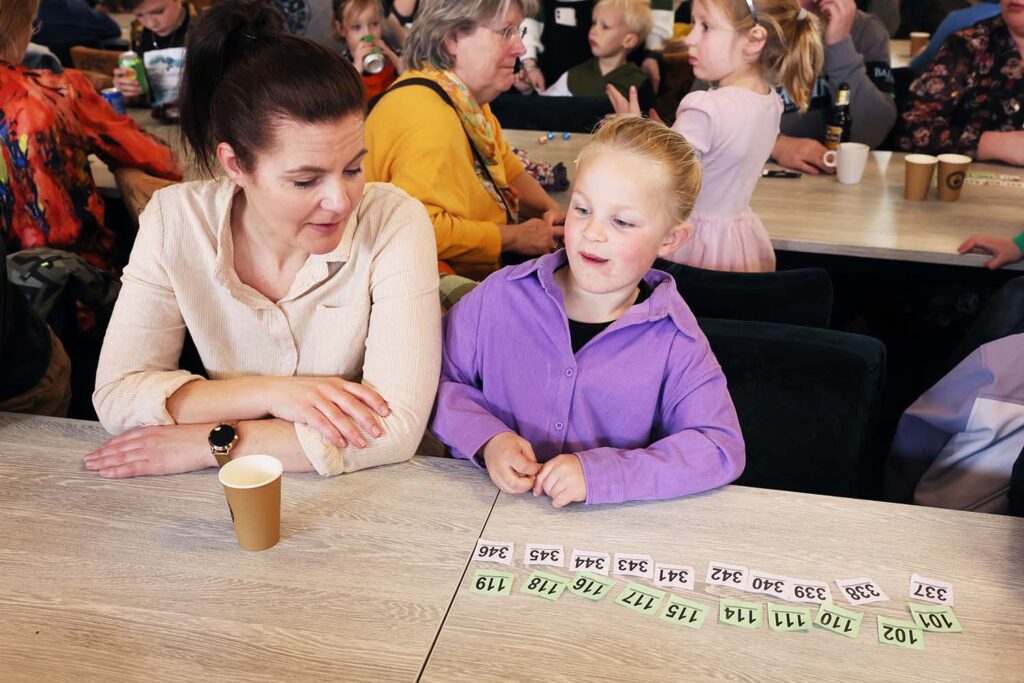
left=430, top=115, right=745, bottom=507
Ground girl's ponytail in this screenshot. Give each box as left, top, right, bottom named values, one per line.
left=777, top=9, right=824, bottom=112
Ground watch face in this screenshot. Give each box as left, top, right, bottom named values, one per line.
left=209, top=424, right=237, bottom=448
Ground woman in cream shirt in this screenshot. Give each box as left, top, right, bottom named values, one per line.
left=85, top=0, right=440, bottom=478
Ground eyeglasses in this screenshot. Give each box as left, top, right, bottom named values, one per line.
left=490, top=25, right=527, bottom=43
left=31, top=19, right=42, bottom=36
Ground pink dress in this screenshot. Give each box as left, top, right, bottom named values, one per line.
left=665, top=86, right=782, bottom=272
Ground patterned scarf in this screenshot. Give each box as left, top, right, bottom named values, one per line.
left=417, top=65, right=519, bottom=222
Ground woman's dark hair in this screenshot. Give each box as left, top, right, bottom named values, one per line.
left=179, top=0, right=366, bottom=174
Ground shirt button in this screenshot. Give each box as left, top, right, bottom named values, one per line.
left=565, top=368, right=574, bottom=377
left=555, top=421, right=564, bottom=430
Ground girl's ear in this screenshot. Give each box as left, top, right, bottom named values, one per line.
left=659, top=222, right=693, bottom=257
left=744, top=24, right=768, bottom=58
left=623, top=31, right=640, bottom=51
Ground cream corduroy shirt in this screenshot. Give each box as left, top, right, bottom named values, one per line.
left=94, top=177, right=441, bottom=475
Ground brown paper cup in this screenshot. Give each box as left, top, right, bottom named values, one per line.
left=904, top=154, right=938, bottom=200
left=910, top=32, right=930, bottom=57
left=219, top=454, right=283, bottom=551
left=936, top=153, right=972, bottom=201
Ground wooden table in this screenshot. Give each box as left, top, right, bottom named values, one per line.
left=421, top=486, right=1024, bottom=682
left=504, top=129, right=1024, bottom=271
left=890, top=39, right=912, bottom=69
left=0, top=413, right=496, bottom=682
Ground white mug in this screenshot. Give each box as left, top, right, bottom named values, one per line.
left=823, top=142, right=871, bottom=184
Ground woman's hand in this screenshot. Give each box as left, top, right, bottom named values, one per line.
left=498, top=218, right=564, bottom=256
left=83, top=424, right=215, bottom=478
left=265, top=377, right=390, bottom=448
left=113, top=67, right=143, bottom=98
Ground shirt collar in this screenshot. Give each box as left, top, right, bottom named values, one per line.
left=507, top=250, right=699, bottom=340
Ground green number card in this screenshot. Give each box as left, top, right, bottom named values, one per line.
left=568, top=572, right=615, bottom=602
left=767, top=603, right=812, bottom=632
left=908, top=603, right=963, bottom=633
left=877, top=616, right=925, bottom=650
left=660, top=594, right=710, bottom=630
left=719, top=598, right=762, bottom=629
left=814, top=602, right=862, bottom=639
left=615, top=582, right=665, bottom=615
left=470, top=569, right=514, bottom=596
left=520, top=570, right=568, bottom=601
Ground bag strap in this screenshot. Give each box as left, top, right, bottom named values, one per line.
left=368, top=78, right=514, bottom=224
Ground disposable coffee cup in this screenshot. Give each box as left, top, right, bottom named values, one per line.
left=904, top=154, right=938, bottom=201
left=935, top=153, right=971, bottom=201
left=910, top=32, right=930, bottom=57
left=219, top=454, right=283, bottom=551
left=823, top=142, right=870, bottom=184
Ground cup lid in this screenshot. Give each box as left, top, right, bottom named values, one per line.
left=905, top=154, right=938, bottom=164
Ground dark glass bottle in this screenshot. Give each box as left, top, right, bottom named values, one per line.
left=824, top=83, right=852, bottom=151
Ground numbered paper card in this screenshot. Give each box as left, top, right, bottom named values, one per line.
left=661, top=594, right=710, bottom=630
left=835, top=577, right=889, bottom=606
left=747, top=570, right=791, bottom=600
left=814, top=603, right=863, bottom=639
left=568, top=572, right=615, bottom=602
left=615, top=582, right=665, bottom=616
left=569, top=549, right=611, bottom=576
left=789, top=579, right=833, bottom=605
left=706, top=561, right=749, bottom=590
left=877, top=616, right=925, bottom=650
left=521, top=571, right=569, bottom=601
left=767, top=603, right=812, bottom=632
left=910, top=574, right=954, bottom=606
left=719, top=598, right=762, bottom=629
left=473, top=539, right=514, bottom=565
left=655, top=563, right=695, bottom=591
left=470, top=569, right=514, bottom=596
left=908, top=603, right=963, bottom=633
left=613, top=553, right=655, bottom=580
left=524, top=544, right=565, bottom=567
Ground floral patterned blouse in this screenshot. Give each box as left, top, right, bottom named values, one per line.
left=0, top=62, right=181, bottom=271
left=898, top=14, right=1024, bottom=157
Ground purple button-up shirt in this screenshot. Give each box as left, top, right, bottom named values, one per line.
left=430, top=251, right=745, bottom=505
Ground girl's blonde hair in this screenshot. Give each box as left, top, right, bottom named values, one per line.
left=594, top=0, right=653, bottom=44
left=706, top=0, right=824, bottom=112
left=579, top=114, right=702, bottom=224
left=0, top=0, right=40, bottom=59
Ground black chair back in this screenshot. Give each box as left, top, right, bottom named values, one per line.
left=701, top=317, right=887, bottom=498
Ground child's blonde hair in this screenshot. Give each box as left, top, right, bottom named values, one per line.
left=331, top=0, right=382, bottom=25
left=595, top=0, right=654, bottom=45
left=706, top=0, right=824, bottom=112
left=579, top=114, right=702, bottom=224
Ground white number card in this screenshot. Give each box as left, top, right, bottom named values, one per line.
left=747, top=570, right=790, bottom=599
left=910, top=573, right=954, bottom=605
left=788, top=578, right=832, bottom=604
left=655, top=563, right=695, bottom=591
left=705, top=561, right=749, bottom=590
left=523, top=544, right=564, bottom=567
left=835, top=577, right=889, bottom=606
left=613, top=553, right=654, bottom=580
left=473, top=539, right=514, bottom=565
left=569, top=549, right=610, bottom=575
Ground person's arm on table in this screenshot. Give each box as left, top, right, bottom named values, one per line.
left=958, top=231, right=1024, bottom=269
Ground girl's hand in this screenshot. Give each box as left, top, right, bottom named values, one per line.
left=641, top=56, right=661, bottom=93
left=533, top=454, right=586, bottom=508
left=522, top=58, right=546, bottom=92
left=381, top=43, right=403, bottom=74
left=606, top=84, right=642, bottom=116
left=958, top=234, right=1024, bottom=269
left=266, top=377, right=390, bottom=448
left=482, top=432, right=541, bottom=494
left=113, top=67, right=142, bottom=97
left=351, top=38, right=381, bottom=73
left=83, top=424, right=215, bottom=478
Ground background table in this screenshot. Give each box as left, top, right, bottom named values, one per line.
left=890, top=39, right=912, bottom=69
left=0, top=413, right=496, bottom=682
left=504, top=129, right=1024, bottom=271
left=422, top=486, right=1024, bottom=682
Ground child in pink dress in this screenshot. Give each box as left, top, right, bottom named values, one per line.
left=611, top=0, right=824, bottom=272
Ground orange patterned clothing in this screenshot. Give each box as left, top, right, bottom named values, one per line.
left=0, top=62, right=181, bottom=270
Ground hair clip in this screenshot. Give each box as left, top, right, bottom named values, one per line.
left=796, top=7, right=808, bottom=21
left=744, top=0, right=759, bottom=24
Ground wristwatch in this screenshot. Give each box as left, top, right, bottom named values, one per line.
left=208, top=422, right=239, bottom=467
